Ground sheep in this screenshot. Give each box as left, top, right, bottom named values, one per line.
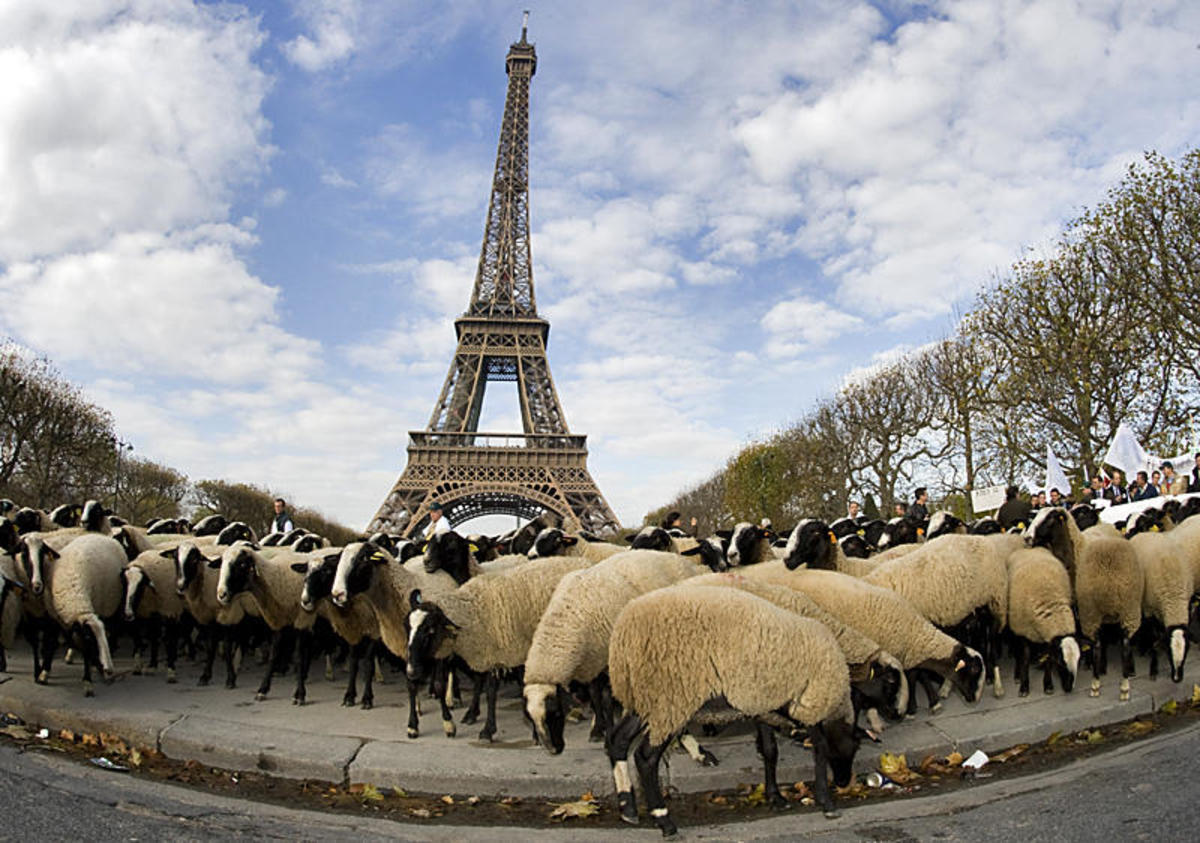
left=1123, top=512, right=1193, bottom=683
left=685, top=572, right=909, bottom=731
left=13, top=507, right=52, bottom=534
left=924, top=511, right=967, bottom=540
left=606, top=584, right=872, bottom=834
left=0, top=551, right=25, bottom=672
left=35, top=533, right=126, bottom=696
left=527, top=527, right=623, bottom=562
left=969, top=516, right=1003, bottom=535
left=838, top=533, right=872, bottom=560
left=875, top=515, right=925, bottom=550
left=626, top=525, right=699, bottom=555
left=406, top=554, right=593, bottom=741
left=862, top=533, right=1010, bottom=702
left=122, top=548, right=188, bottom=682
left=214, top=542, right=322, bottom=704
left=331, top=541, right=461, bottom=737
left=1070, top=503, right=1102, bottom=531
left=719, top=522, right=775, bottom=567
left=6, top=537, right=60, bottom=682
left=1005, top=548, right=1081, bottom=696
left=1026, top=506, right=1144, bottom=700
left=782, top=518, right=880, bottom=577
left=0, top=517, right=17, bottom=555
left=741, top=564, right=986, bottom=707
left=48, top=503, right=82, bottom=528
left=167, top=540, right=257, bottom=688
left=295, top=549, right=381, bottom=709
left=192, top=514, right=228, bottom=536
left=522, top=549, right=723, bottom=754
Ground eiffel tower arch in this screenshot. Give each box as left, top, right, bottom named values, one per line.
left=368, top=18, right=620, bottom=539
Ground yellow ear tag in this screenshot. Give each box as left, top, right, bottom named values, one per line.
left=370, top=552, right=386, bottom=561
left=1151, top=525, right=1160, bottom=532
left=468, top=543, right=479, bottom=553
left=828, top=532, right=837, bottom=544
left=856, top=529, right=865, bottom=536
left=917, top=528, right=925, bottom=536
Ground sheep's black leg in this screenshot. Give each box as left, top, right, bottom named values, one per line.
left=635, top=734, right=676, bottom=837
left=130, top=622, right=145, bottom=675
left=1119, top=632, right=1135, bottom=701
left=256, top=629, right=286, bottom=700
left=808, top=723, right=839, bottom=818
left=405, top=676, right=421, bottom=739
left=343, top=638, right=363, bottom=707
left=359, top=639, right=376, bottom=709
left=164, top=619, right=179, bottom=683
left=147, top=615, right=162, bottom=672
left=461, top=670, right=484, bottom=724
left=1097, top=635, right=1109, bottom=676
left=292, top=629, right=312, bottom=704
left=199, top=624, right=218, bottom=685
left=755, top=721, right=788, bottom=809
left=1147, top=633, right=1160, bottom=680
left=223, top=626, right=238, bottom=689
left=607, top=713, right=644, bottom=824
left=587, top=675, right=611, bottom=743
left=434, top=661, right=455, bottom=737
left=1017, top=638, right=1031, bottom=697
left=38, top=624, right=59, bottom=685
left=478, top=671, right=500, bottom=742
left=903, top=669, right=919, bottom=715
left=1042, top=647, right=1055, bottom=694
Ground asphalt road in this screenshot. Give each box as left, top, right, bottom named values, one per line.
left=0, top=720, right=1197, bottom=841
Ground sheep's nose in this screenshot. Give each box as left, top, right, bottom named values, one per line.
left=331, top=589, right=347, bottom=607
left=300, top=596, right=314, bottom=612
left=216, top=587, right=229, bottom=605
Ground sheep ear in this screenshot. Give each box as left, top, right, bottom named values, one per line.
left=680, top=545, right=701, bottom=556
left=45, top=545, right=60, bottom=559
left=954, top=659, right=966, bottom=671
left=625, top=534, right=638, bottom=542
left=322, top=551, right=341, bottom=565
left=206, top=557, right=222, bottom=569
left=289, top=562, right=308, bottom=573
left=715, top=529, right=732, bottom=540
left=562, top=536, right=578, bottom=547
left=158, top=548, right=175, bottom=560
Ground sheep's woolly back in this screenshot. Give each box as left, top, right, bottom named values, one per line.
left=176, top=541, right=251, bottom=627
left=0, top=553, right=23, bottom=647
left=869, top=543, right=922, bottom=564
left=220, top=545, right=314, bottom=632
left=1075, top=533, right=1143, bottom=639
left=1129, top=533, right=1194, bottom=628
left=742, top=563, right=958, bottom=669
left=127, top=550, right=186, bottom=619
left=609, top=584, right=852, bottom=745
left=1005, top=548, right=1075, bottom=643
left=1085, top=522, right=1123, bottom=540
left=686, top=572, right=886, bottom=667
left=431, top=555, right=592, bottom=673
left=863, top=535, right=1009, bottom=627
left=523, top=550, right=707, bottom=688
left=1168, top=517, right=1200, bottom=595
left=576, top=540, right=624, bottom=563
left=43, top=533, right=125, bottom=627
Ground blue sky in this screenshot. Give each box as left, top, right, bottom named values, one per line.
left=2, top=1, right=1198, bottom=529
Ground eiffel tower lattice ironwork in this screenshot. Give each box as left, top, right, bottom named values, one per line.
left=368, top=19, right=620, bottom=539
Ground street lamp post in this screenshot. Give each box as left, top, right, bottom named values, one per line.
left=113, top=438, right=133, bottom=515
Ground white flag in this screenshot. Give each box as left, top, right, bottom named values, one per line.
left=1102, top=423, right=1148, bottom=479
left=1045, top=445, right=1071, bottom=497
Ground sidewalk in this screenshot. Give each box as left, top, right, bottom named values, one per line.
left=0, top=647, right=1191, bottom=799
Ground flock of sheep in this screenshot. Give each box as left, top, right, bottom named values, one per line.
left=2, top=494, right=1200, bottom=836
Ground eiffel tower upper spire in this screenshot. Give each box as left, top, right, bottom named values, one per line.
left=367, top=16, right=621, bottom=538
left=468, top=15, right=537, bottom=320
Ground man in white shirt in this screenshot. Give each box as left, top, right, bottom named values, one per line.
left=425, top=501, right=450, bottom=538
left=270, top=498, right=295, bottom=535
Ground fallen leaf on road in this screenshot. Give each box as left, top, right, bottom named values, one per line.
left=0, top=725, right=31, bottom=740
left=466, top=795, right=480, bottom=805
left=393, top=787, right=408, bottom=798
left=440, top=794, right=455, bottom=805
left=945, top=751, right=964, bottom=766
left=549, top=797, right=600, bottom=821
left=991, top=744, right=1029, bottom=763
left=1191, top=684, right=1200, bottom=706
left=1159, top=699, right=1178, bottom=715
left=743, top=783, right=766, bottom=806
left=361, top=784, right=384, bottom=802
left=1046, top=731, right=1063, bottom=746
left=499, top=796, right=522, bottom=806
left=1085, top=730, right=1104, bottom=744
left=1125, top=720, right=1156, bottom=736
left=409, top=808, right=432, bottom=819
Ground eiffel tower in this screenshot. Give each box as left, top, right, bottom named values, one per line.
left=368, top=16, right=620, bottom=539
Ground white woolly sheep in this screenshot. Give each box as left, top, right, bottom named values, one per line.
left=522, top=549, right=720, bottom=753
left=607, top=584, right=871, bottom=834
left=527, top=527, right=624, bottom=562
left=215, top=542, right=323, bottom=703
left=1126, top=527, right=1193, bottom=683
left=406, top=554, right=592, bottom=742
left=331, top=541, right=461, bottom=737
left=36, top=533, right=126, bottom=696
left=123, top=548, right=188, bottom=681
left=719, top=522, right=775, bottom=568
left=1026, top=506, right=1144, bottom=699
left=863, top=533, right=1011, bottom=701
left=742, top=563, right=986, bottom=710
left=1005, top=547, right=1080, bottom=696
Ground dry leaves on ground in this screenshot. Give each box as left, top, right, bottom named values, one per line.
left=548, top=795, right=599, bottom=821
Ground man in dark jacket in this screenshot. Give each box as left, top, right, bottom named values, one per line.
left=906, top=488, right=929, bottom=522
left=1191, top=453, right=1200, bottom=493
left=997, top=485, right=1032, bottom=530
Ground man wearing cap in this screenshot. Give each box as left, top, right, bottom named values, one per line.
left=425, top=501, right=450, bottom=538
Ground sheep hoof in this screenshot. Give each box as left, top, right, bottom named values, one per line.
left=655, top=816, right=678, bottom=837
left=823, top=809, right=842, bottom=820
left=1044, top=687, right=1055, bottom=696
left=360, top=698, right=373, bottom=711
left=617, top=792, right=638, bottom=824
left=1089, top=679, right=1101, bottom=697
left=341, top=695, right=356, bottom=707
left=769, top=793, right=790, bottom=810
left=699, top=749, right=720, bottom=767
left=197, top=675, right=211, bottom=687
left=292, top=696, right=305, bottom=706
left=324, top=668, right=335, bottom=681
left=254, top=692, right=267, bottom=702
left=36, top=671, right=49, bottom=685
left=166, top=669, right=177, bottom=684
left=406, top=727, right=418, bottom=739
left=461, top=711, right=479, bottom=725
left=83, top=681, right=94, bottom=697
left=930, top=701, right=944, bottom=714
left=478, top=727, right=495, bottom=742
left=1019, top=688, right=1030, bottom=698
left=443, top=720, right=456, bottom=737
left=225, top=677, right=237, bottom=690
left=993, top=683, right=1005, bottom=699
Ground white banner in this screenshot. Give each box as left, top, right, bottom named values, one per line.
left=971, top=484, right=1007, bottom=513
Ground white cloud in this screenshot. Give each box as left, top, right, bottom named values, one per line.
left=0, top=2, right=271, bottom=263
left=282, top=0, right=360, bottom=72
left=760, top=297, right=865, bottom=359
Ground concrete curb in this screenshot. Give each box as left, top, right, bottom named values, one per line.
left=0, top=652, right=1189, bottom=800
